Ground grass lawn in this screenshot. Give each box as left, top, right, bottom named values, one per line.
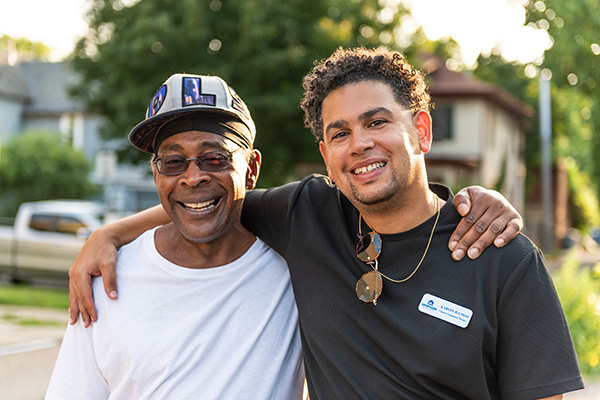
left=0, top=283, right=69, bottom=310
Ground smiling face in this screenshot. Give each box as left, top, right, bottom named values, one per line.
left=319, top=80, right=432, bottom=212
left=153, top=130, right=259, bottom=246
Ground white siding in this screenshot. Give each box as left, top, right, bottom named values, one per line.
left=427, top=97, right=525, bottom=212
left=0, top=98, right=25, bottom=141
left=429, top=99, right=484, bottom=160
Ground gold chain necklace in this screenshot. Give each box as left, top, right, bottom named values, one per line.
left=355, top=193, right=440, bottom=305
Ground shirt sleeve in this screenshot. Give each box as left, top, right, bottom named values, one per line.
left=242, top=179, right=306, bottom=255
left=496, top=246, right=584, bottom=399
left=45, top=320, right=110, bottom=399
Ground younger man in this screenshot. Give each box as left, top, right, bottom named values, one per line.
left=281, top=46, right=583, bottom=398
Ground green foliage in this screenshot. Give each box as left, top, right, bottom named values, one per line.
left=0, top=34, right=52, bottom=61
left=525, top=0, right=600, bottom=94
left=0, top=283, right=69, bottom=310
left=0, top=132, right=99, bottom=217
left=493, top=155, right=508, bottom=193
left=473, top=1, right=600, bottom=223
left=524, top=0, right=600, bottom=197
left=564, top=157, right=600, bottom=231
left=69, top=0, right=413, bottom=186
left=552, top=252, right=600, bottom=377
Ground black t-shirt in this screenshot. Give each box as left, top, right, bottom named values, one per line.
left=242, top=175, right=583, bottom=399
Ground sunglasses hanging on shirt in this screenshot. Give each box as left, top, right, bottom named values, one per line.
left=355, top=194, right=440, bottom=305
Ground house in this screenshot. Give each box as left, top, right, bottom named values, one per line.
left=421, top=54, right=533, bottom=216
left=0, top=61, right=158, bottom=218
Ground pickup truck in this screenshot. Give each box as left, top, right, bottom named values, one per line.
left=0, top=200, right=104, bottom=284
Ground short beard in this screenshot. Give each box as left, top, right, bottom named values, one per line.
left=349, top=175, right=401, bottom=206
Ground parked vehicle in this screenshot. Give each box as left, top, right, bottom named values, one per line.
left=0, top=200, right=104, bottom=283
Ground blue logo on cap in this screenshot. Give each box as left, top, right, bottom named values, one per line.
left=149, top=84, right=167, bottom=117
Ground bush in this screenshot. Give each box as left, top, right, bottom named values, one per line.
left=0, top=131, right=99, bottom=217
left=552, top=251, right=600, bottom=377
left=564, top=157, right=600, bottom=232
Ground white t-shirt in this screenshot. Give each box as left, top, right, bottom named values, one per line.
left=46, top=228, right=304, bottom=400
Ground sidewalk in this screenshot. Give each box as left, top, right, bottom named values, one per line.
left=0, top=304, right=68, bottom=400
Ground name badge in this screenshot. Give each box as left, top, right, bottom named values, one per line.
left=418, top=293, right=473, bottom=328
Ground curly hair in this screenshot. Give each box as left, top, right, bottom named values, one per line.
left=300, top=47, right=432, bottom=141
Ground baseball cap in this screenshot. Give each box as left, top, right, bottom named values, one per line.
left=128, top=74, right=256, bottom=153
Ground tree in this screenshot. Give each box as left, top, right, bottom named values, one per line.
left=524, top=0, right=600, bottom=197
left=0, top=132, right=99, bottom=217
left=472, top=0, right=600, bottom=231
left=69, top=0, right=413, bottom=186
left=0, top=35, right=52, bottom=64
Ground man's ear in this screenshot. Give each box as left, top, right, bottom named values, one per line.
left=246, top=149, right=262, bottom=189
left=319, top=140, right=333, bottom=179
left=414, top=110, right=433, bottom=154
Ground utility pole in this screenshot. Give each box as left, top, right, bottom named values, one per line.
left=539, top=69, right=553, bottom=253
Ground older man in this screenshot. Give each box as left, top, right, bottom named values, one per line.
left=46, top=75, right=304, bottom=399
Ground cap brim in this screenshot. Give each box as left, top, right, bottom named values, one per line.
left=128, top=107, right=246, bottom=153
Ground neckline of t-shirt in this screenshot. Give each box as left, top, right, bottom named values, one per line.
left=144, top=227, right=263, bottom=277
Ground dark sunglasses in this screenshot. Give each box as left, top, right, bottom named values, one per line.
left=355, top=231, right=383, bottom=305
left=154, top=150, right=240, bottom=175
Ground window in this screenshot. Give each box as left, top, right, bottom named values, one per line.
left=29, top=214, right=54, bottom=232
left=29, top=214, right=88, bottom=235
left=431, top=105, right=453, bottom=141
left=56, top=216, right=86, bottom=235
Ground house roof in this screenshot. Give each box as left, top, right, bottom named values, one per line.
left=421, top=54, right=533, bottom=119
left=0, top=61, right=85, bottom=115
left=0, top=64, right=29, bottom=101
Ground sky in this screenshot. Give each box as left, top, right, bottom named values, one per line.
left=1, top=0, right=551, bottom=66
left=402, top=0, right=551, bottom=67
left=1, top=0, right=90, bottom=61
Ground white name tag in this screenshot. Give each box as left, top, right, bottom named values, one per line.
left=418, top=293, right=473, bottom=328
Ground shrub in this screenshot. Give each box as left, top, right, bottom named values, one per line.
left=0, top=131, right=99, bottom=217
left=552, top=250, right=600, bottom=377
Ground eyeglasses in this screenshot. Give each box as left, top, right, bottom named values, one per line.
left=355, top=231, right=383, bottom=305
left=154, top=150, right=239, bottom=175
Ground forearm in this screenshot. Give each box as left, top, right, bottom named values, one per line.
left=101, top=204, right=170, bottom=248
